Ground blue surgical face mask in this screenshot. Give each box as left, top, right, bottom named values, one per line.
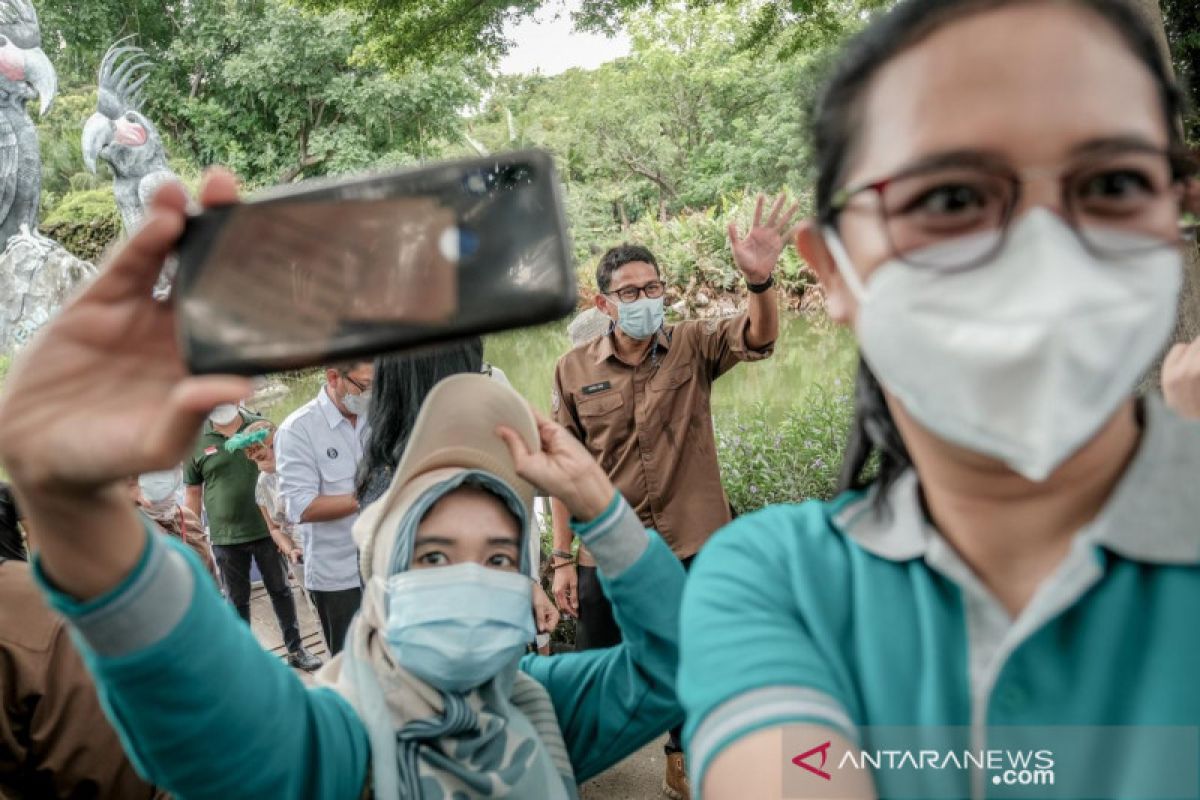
left=381, top=562, right=534, bottom=693
left=616, top=296, right=664, bottom=340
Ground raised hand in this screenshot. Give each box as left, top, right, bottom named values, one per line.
left=727, top=192, right=802, bottom=285
left=0, top=170, right=252, bottom=492
left=496, top=410, right=615, bottom=523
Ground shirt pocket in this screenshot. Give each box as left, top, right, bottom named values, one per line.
left=650, top=366, right=694, bottom=393
left=576, top=391, right=628, bottom=448
left=318, top=455, right=357, bottom=493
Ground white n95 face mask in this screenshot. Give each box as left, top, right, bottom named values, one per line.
left=139, top=469, right=182, bottom=507
left=825, top=208, right=1182, bottom=482
left=208, top=403, right=240, bottom=426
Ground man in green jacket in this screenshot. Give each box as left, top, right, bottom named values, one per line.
left=184, top=404, right=322, bottom=672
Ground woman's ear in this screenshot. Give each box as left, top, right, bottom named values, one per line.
left=795, top=221, right=855, bottom=325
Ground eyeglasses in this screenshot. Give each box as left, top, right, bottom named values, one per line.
left=342, top=374, right=372, bottom=393
left=827, top=144, right=1197, bottom=272
left=606, top=280, right=665, bottom=303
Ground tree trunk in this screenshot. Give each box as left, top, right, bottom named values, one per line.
left=616, top=200, right=630, bottom=232
left=1131, top=0, right=1200, bottom=388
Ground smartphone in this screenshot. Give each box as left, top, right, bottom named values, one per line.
left=173, top=150, right=577, bottom=374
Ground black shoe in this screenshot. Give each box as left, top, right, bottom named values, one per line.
left=287, top=648, right=322, bottom=672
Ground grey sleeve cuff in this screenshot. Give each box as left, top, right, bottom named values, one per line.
left=689, top=686, right=857, bottom=791
left=69, top=532, right=197, bottom=658
left=571, top=497, right=649, bottom=579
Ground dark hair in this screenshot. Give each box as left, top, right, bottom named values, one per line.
left=355, top=337, right=484, bottom=504
left=812, top=0, right=1187, bottom=501
left=327, top=359, right=373, bottom=375
left=595, top=244, right=661, bottom=294
left=0, top=483, right=26, bottom=562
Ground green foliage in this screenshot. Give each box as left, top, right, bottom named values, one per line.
left=294, top=0, right=889, bottom=71
left=1163, top=0, right=1200, bottom=145
left=717, top=381, right=854, bottom=514
left=41, top=188, right=121, bottom=262
left=296, top=0, right=540, bottom=68
left=37, top=87, right=106, bottom=210
left=464, top=3, right=832, bottom=296
left=34, top=0, right=486, bottom=190
left=140, top=1, right=486, bottom=187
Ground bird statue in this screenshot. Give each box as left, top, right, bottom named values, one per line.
left=0, top=0, right=56, bottom=248
left=82, top=38, right=176, bottom=235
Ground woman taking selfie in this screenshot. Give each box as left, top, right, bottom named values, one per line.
left=680, top=1, right=1200, bottom=798
left=0, top=174, right=685, bottom=798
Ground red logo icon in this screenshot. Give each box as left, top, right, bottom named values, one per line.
left=793, top=741, right=833, bottom=781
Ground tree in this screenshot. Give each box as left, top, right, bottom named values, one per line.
left=133, top=1, right=485, bottom=186
left=1162, top=0, right=1200, bottom=144
left=471, top=3, right=817, bottom=244
left=296, top=0, right=889, bottom=69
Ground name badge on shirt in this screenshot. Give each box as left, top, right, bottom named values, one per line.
left=582, top=381, right=612, bottom=396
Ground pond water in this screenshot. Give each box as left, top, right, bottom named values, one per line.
left=483, top=312, right=858, bottom=422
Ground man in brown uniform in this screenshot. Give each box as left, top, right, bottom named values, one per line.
left=0, top=485, right=164, bottom=799
left=549, top=193, right=798, bottom=799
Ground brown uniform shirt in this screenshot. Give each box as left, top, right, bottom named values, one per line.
left=553, top=312, right=773, bottom=560
left=0, top=559, right=164, bottom=800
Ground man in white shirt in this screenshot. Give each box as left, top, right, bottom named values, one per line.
left=275, top=361, right=373, bottom=655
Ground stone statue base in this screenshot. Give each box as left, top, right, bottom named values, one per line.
left=0, top=227, right=96, bottom=354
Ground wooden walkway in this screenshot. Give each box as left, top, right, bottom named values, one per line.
left=248, top=576, right=328, bottom=683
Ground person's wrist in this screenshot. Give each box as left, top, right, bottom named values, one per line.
left=746, top=273, right=775, bottom=293
left=566, top=471, right=615, bottom=522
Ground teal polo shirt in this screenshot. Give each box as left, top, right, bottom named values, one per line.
left=680, top=396, right=1200, bottom=799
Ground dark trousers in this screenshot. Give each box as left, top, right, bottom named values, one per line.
left=213, top=538, right=302, bottom=653
left=576, top=564, right=622, bottom=651
left=578, top=554, right=696, bottom=754
left=310, top=586, right=362, bottom=655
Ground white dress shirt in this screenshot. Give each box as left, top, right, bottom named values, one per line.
left=275, top=387, right=369, bottom=591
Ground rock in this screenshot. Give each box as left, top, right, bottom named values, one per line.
left=567, top=307, right=612, bottom=346
left=670, top=299, right=687, bottom=316
left=694, top=291, right=711, bottom=308
left=249, top=379, right=291, bottom=410
left=0, top=230, right=97, bottom=354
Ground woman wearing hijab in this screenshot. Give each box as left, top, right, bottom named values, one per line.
left=678, top=1, right=1200, bottom=798
left=0, top=172, right=686, bottom=797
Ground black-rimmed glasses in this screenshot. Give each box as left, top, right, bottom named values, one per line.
left=607, top=280, right=666, bottom=303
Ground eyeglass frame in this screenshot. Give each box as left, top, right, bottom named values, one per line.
left=604, top=280, right=667, bottom=304
left=823, top=142, right=1198, bottom=273
left=341, top=373, right=373, bottom=394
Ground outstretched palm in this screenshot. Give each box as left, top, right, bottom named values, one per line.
left=0, top=174, right=251, bottom=490
left=728, top=192, right=802, bottom=285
